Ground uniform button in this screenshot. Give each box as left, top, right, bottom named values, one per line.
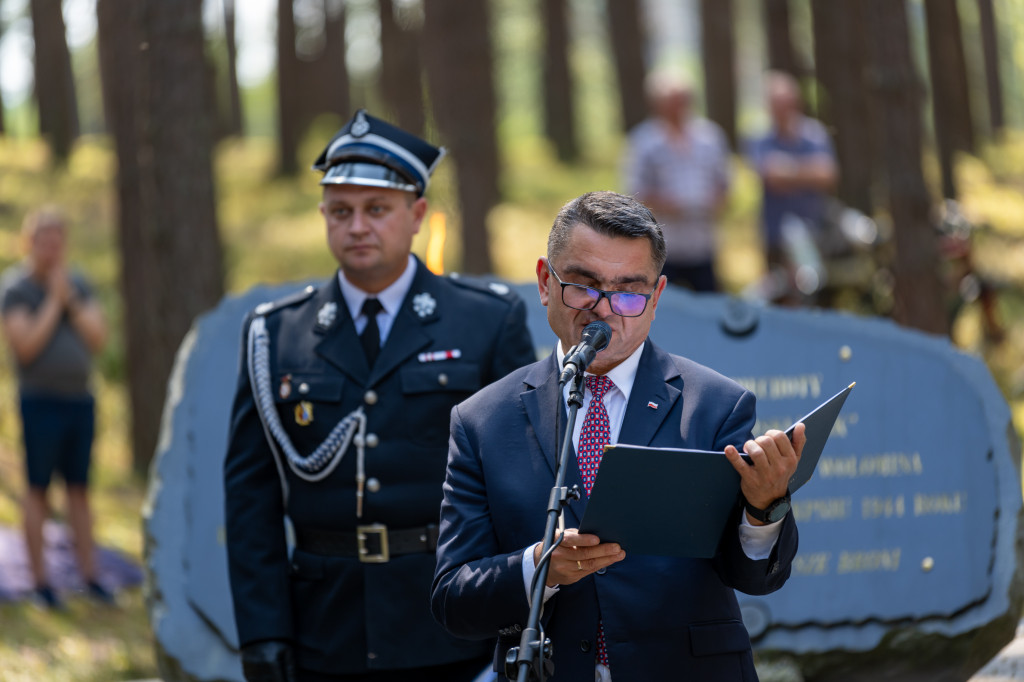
left=366, top=477, right=381, bottom=493
left=298, top=382, right=310, bottom=394
left=596, top=567, right=606, bottom=575
left=364, top=390, right=378, bottom=405
left=580, top=639, right=591, bottom=653
left=437, top=373, right=449, bottom=386
left=367, top=652, right=377, bottom=660
left=365, top=433, right=380, bottom=448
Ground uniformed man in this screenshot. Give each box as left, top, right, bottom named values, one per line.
left=224, top=110, right=536, bottom=682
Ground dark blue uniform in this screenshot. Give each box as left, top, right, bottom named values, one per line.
left=224, top=258, right=535, bottom=679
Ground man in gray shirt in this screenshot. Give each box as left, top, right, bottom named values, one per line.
left=622, top=71, right=732, bottom=293
left=0, top=207, right=111, bottom=609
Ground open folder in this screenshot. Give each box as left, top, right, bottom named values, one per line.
left=578, top=382, right=855, bottom=559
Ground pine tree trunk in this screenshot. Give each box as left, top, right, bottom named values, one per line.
left=606, top=0, right=647, bottom=132
left=277, top=0, right=300, bottom=175
left=811, top=0, right=874, bottom=214
left=700, top=0, right=737, bottom=150
left=99, top=0, right=225, bottom=473
left=976, top=0, right=1004, bottom=136
left=223, top=0, right=244, bottom=136
left=30, top=0, right=79, bottom=162
left=763, top=0, right=798, bottom=77
left=542, top=0, right=578, bottom=162
left=422, top=0, right=497, bottom=274
left=378, top=0, right=424, bottom=135
left=865, top=0, right=947, bottom=335
left=924, top=0, right=975, bottom=199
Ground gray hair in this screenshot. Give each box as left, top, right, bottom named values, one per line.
left=547, top=191, right=667, bottom=273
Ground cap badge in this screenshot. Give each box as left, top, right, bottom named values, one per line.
left=316, top=302, right=337, bottom=329
left=295, top=401, right=314, bottom=426
left=351, top=111, right=371, bottom=137
left=412, top=292, right=437, bottom=318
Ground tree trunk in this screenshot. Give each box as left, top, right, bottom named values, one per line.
left=379, top=0, right=425, bottom=135
left=315, top=0, right=349, bottom=118
left=30, top=0, right=79, bottom=162
left=865, top=0, right=947, bottom=335
left=924, top=0, right=975, bottom=200
left=99, top=0, right=225, bottom=474
left=606, top=0, right=647, bottom=133
left=223, top=0, right=244, bottom=136
left=277, top=0, right=301, bottom=175
left=811, top=0, right=874, bottom=215
left=700, top=0, right=737, bottom=150
left=542, top=0, right=578, bottom=162
left=763, top=0, right=799, bottom=77
left=422, top=0, right=497, bottom=274
left=976, top=0, right=1004, bottom=135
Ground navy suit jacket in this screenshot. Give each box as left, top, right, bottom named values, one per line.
left=431, top=340, right=798, bottom=681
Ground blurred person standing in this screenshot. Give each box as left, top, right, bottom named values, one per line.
left=223, top=110, right=535, bottom=682
left=0, top=206, right=111, bottom=610
left=622, top=71, right=732, bottom=292
left=748, top=71, right=838, bottom=271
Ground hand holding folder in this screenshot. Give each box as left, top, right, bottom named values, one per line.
left=578, top=383, right=855, bottom=558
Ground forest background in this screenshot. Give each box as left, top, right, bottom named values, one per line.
left=2, top=0, right=1024, bottom=679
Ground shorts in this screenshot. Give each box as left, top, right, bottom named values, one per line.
left=19, top=393, right=96, bottom=489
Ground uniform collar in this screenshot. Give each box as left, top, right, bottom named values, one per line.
left=337, top=254, right=417, bottom=320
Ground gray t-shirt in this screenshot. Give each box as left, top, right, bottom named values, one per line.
left=0, top=264, right=94, bottom=396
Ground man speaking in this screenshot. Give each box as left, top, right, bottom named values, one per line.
left=431, top=191, right=805, bottom=681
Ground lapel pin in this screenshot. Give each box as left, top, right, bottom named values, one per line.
left=316, top=302, right=337, bottom=329
left=412, top=292, right=437, bottom=318
left=294, top=401, right=314, bottom=426
left=647, top=401, right=659, bottom=410
left=418, top=349, right=462, bottom=363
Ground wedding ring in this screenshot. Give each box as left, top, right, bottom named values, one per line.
left=577, top=560, right=583, bottom=570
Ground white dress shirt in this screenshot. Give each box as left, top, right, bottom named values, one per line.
left=337, top=254, right=417, bottom=346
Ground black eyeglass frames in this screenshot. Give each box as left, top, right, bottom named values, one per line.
left=546, top=261, right=655, bottom=318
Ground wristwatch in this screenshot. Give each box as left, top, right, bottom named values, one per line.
left=745, top=492, right=792, bottom=524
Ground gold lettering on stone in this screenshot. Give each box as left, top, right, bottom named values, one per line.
left=837, top=548, right=902, bottom=573
left=794, top=552, right=831, bottom=576
left=818, top=453, right=924, bottom=479
left=792, top=497, right=852, bottom=522
left=914, top=492, right=966, bottom=516
left=861, top=495, right=906, bottom=519
left=732, top=374, right=823, bottom=401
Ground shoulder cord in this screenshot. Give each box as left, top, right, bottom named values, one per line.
left=246, top=316, right=367, bottom=509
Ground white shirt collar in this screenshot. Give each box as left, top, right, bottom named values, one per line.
left=556, top=337, right=646, bottom=403
left=337, top=254, right=417, bottom=320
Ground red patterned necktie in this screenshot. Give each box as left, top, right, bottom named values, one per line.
left=577, top=374, right=614, bottom=667
left=578, top=375, right=613, bottom=496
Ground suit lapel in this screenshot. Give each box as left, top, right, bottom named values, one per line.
left=313, top=277, right=369, bottom=385
left=520, top=353, right=587, bottom=527
left=617, top=341, right=682, bottom=447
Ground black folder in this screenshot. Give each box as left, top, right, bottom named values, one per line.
left=578, top=382, right=855, bottom=558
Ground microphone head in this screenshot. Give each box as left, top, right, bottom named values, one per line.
left=580, top=320, right=612, bottom=352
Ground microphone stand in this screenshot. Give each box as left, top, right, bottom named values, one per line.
left=508, top=370, right=585, bottom=682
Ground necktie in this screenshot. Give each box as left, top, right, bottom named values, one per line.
left=577, top=374, right=614, bottom=668
left=360, top=298, right=383, bottom=368
left=578, top=375, right=613, bottom=496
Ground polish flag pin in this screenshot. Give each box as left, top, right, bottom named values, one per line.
left=647, top=401, right=659, bottom=410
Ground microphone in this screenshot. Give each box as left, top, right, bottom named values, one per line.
left=559, top=320, right=612, bottom=385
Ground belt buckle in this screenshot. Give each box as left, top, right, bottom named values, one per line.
left=357, top=523, right=389, bottom=563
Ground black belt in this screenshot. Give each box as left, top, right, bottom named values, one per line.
left=294, top=524, right=439, bottom=563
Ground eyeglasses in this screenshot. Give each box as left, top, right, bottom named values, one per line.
left=546, top=261, right=655, bottom=317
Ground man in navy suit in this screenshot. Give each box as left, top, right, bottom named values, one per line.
left=432, top=191, right=806, bottom=681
